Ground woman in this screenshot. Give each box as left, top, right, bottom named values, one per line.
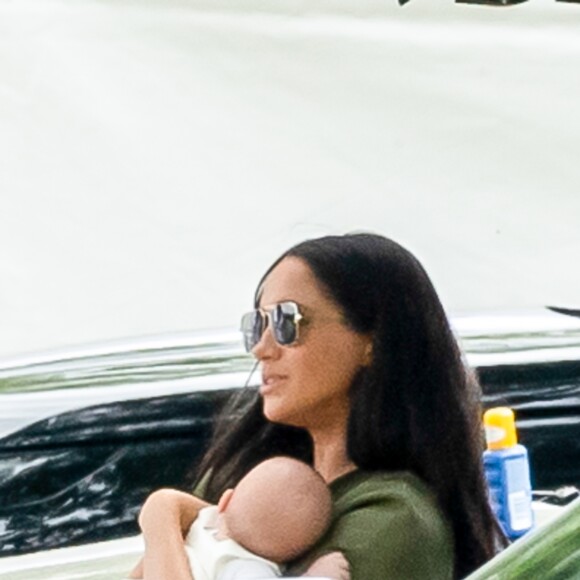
left=136, top=233, right=505, bottom=580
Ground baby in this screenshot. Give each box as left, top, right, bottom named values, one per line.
left=132, top=456, right=332, bottom=580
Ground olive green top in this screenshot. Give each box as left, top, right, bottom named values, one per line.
left=193, top=469, right=454, bottom=579
left=285, top=470, right=454, bottom=580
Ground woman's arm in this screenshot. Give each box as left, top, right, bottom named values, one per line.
left=134, top=488, right=211, bottom=580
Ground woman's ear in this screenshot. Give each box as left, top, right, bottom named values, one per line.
left=217, top=488, right=234, bottom=514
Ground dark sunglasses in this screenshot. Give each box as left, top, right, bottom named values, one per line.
left=240, top=301, right=304, bottom=352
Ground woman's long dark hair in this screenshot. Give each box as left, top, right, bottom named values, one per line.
left=193, top=233, right=506, bottom=579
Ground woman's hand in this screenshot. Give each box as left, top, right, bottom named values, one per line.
left=139, top=488, right=209, bottom=538
left=137, top=488, right=211, bottom=580
left=303, top=552, right=351, bottom=580
left=127, top=557, right=144, bottom=579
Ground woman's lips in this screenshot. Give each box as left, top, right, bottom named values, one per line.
left=260, top=374, right=288, bottom=394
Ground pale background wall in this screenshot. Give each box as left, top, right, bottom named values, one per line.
left=1, top=0, right=579, bottom=356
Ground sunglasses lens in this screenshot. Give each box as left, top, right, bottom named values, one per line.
left=272, top=303, right=298, bottom=346
left=241, top=302, right=300, bottom=352
left=241, top=311, right=264, bottom=352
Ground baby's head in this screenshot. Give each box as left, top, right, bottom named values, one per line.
left=217, top=456, right=332, bottom=562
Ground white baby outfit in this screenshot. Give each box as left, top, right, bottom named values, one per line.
left=185, top=506, right=281, bottom=580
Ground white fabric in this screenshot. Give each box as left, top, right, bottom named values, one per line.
left=218, top=558, right=284, bottom=580
left=185, top=506, right=281, bottom=580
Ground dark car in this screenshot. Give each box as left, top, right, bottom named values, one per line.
left=1, top=310, right=579, bottom=558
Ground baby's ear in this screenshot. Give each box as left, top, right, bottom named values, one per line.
left=217, top=488, right=234, bottom=513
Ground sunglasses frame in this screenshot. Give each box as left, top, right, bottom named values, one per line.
left=240, top=301, right=304, bottom=352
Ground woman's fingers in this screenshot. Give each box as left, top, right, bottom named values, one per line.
left=303, top=551, right=351, bottom=580
left=127, top=556, right=144, bottom=579
left=138, top=489, right=180, bottom=533
left=138, top=488, right=211, bottom=538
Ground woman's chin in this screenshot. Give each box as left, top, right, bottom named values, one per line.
left=262, top=404, right=287, bottom=424
left=262, top=400, right=301, bottom=427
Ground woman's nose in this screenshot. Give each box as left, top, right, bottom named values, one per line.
left=252, top=325, right=280, bottom=360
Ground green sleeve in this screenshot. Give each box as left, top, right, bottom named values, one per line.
left=191, top=469, right=212, bottom=500
left=287, top=472, right=454, bottom=580
left=325, top=491, right=452, bottom=579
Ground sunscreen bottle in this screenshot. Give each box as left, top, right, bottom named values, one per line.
left=483, top=407, right=534, bottom=540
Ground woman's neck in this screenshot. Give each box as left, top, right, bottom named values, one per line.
left=310, top=423, right=357, bottom=484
